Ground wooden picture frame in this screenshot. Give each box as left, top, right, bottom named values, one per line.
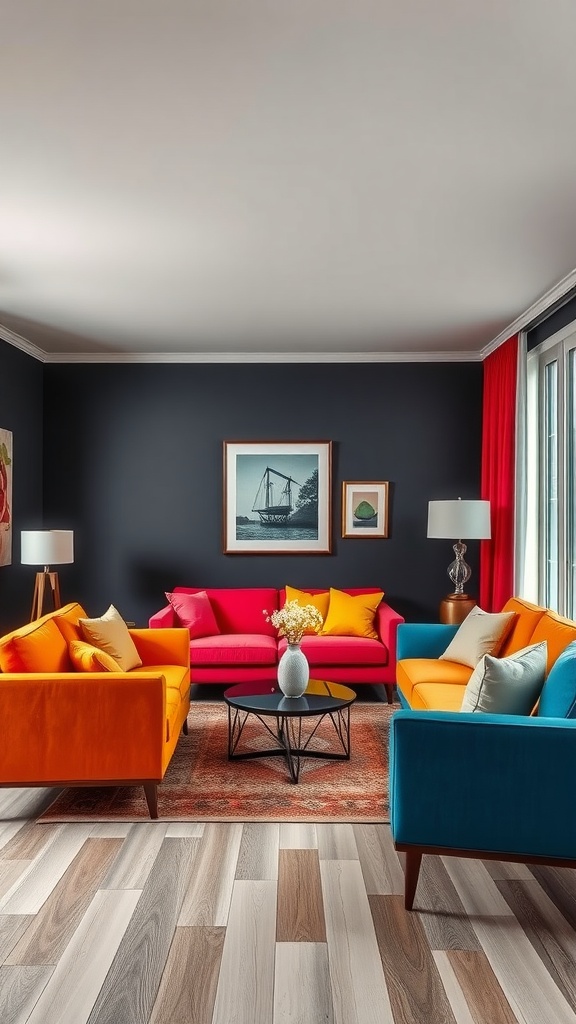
left=223, top=441, right=332, bottom=554
left=341, top=481, right=389, bottom=538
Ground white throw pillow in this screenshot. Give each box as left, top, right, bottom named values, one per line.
left=439, top=606, right=516, bottom=668
left=79, top=605, right=142, bottom=671
left=460, top=641, right=547, bottom=715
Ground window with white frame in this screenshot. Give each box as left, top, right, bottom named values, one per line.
left=525, top=324, right=576, bottom=616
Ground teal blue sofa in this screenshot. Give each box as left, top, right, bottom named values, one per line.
left=390, top=626, right=576, bottom=910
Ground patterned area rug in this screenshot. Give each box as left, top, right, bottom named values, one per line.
left=38, top=699, right=394, bottom=823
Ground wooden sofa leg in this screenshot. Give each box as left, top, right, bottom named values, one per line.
left=143, top=783, right=159, bottom=819
left=404, top=848, right=423, bottom=910
left=385, top=684, right=394, bottom=704
left=182, top=718, right=189, bottom=736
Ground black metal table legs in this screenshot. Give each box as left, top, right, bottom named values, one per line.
left=227, top=705, right=351, bottom=783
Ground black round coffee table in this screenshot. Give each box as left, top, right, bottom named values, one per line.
left=223, top=679, right=357, bottom=783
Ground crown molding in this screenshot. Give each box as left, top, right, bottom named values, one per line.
left=43, top=348, right=481, bottom=364
left=0, top=322, right=482, bottom=362
left=480, top=266, right=576, bottom=359
left=4, top=268, right=576, bottom=365
left=0, top=325, right=46, bottom=362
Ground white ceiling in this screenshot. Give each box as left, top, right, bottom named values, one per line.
left=2, top=0, right=576, bottom=361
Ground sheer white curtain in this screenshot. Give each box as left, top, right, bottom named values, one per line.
left=518, top=324, right=576, bottom=614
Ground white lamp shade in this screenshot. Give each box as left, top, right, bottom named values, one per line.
left=21, top=530, right=74, bottom=565
left=427, top=500, right=491, bottom=540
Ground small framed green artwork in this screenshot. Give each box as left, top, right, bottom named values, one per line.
left=342, top=481, right=389, bottom=538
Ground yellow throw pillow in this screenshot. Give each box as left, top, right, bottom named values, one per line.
left=285, top=586, right=330, bottom=633
left=69, top=639, right=122, bottom=672
left=79, top=605, right=142, bottom=671
left=321, top=588, right=384, bottom=639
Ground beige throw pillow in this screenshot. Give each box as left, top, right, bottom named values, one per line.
left=79, top=605, right=142, bottom=671
left=460, top=641, right=547, bottom=714
left=439, top=605, right=516, bottom=668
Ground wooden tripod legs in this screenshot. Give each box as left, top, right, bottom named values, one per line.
left=31, top=571, right=62, bottom=621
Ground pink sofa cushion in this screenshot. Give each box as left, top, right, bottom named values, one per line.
left=172, top=588, right=279, bottom=636
left=190, top=634, right=278, bottom=666
left=166, top=590, right=221, bottom=639
left=280, top=635, right=388, bottom=667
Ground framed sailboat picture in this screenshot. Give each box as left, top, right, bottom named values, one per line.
left=223, top=441, right=332, bottom=554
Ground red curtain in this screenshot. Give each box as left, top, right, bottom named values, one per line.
left=480, top=335, right=519, bottom=611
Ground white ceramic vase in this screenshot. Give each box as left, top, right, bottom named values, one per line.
left=277, top=642, right=309, bottom=697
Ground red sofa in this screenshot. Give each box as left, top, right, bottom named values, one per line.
left=149, top=587, right=404, bottom=702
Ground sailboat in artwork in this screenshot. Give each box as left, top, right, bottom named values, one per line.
left=252, top=467, right=300, bottom=526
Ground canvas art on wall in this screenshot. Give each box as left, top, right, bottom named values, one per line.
left=0, top=428, right=13, bottom=566
left=342, top=481, right=389, bottom=538
left=223, top=441, right=332, bottom=553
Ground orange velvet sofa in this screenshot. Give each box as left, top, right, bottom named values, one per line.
left=396, top=596, right=576, bottom=710
left=0, top=602, right=191, bottom=818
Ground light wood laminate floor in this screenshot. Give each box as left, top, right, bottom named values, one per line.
left=1, top=788, right=576, bottom=1023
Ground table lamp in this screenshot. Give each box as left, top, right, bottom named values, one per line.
left=21, top=530, right=74, bottom=620
left=427, top=498, right=491, bottom=624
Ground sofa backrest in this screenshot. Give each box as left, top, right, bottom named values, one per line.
left=0, top=602, right=87, bottom=673
left=171, top=587, right=279, bottom=636
left=499, top=597, right=576, bottom=672
left=529, top=610, right=576, bottom=673
left=499, top=597, right=547, bottom=657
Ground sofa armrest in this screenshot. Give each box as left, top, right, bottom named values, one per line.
left=396, top=622, right=458, bottom=660
left=0, top=672, right=168, bottom=783
left=376, top=601, right=405, bottom=664
left=130, top=627, right=189, bottom=668
left=149, top=604, right=175, bottom=629
left=390, top=710, right=576, bottom=859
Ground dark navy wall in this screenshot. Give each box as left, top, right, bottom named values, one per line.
left=42, top=361, right=483, bottom=625
left=0, top=340, right=44, bottom=631
left=527, top=292, right=576, bottom=350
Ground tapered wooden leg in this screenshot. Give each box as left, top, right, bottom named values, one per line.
left=48, top=571, right=61, bottom=609
left=182, top=718, right=189, bottom=735
left=404, top=848, right=423, bottom=910
left=30, top=571, right=62, bottom=620
left=31, top=573, right=46, bottom=620
left=143, top=783, right=159, bottom=819
left=385, top=684, right=394, bottom=704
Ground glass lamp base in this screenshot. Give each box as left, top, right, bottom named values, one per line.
left=447, top=541, right=472, bottom=595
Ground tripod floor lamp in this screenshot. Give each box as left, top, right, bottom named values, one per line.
left=21, top=530, right=74, bottom=621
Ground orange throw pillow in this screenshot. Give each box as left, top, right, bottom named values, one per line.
left=11, top=619, right=70, bottom=672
